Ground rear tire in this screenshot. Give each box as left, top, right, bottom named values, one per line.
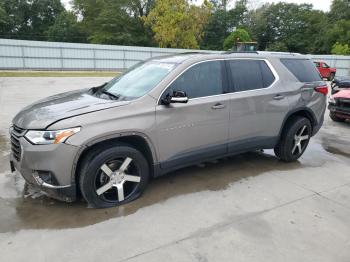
left=274, top=117, right=312, bottom=162
left=330, top=112, right=345, bottom=122
left=328, top=73, right=335, bottom=81
left=79, top=143, right=149, bottom=208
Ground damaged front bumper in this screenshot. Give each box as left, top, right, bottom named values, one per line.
left=9, top=132, right=80, bottom=202
left=328, top=103, right=350, bottom=119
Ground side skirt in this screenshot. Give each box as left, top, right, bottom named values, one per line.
left=153, top=136, right=278, bottom=177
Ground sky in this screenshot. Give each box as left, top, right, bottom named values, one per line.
left=60, top=0, right=331, bottom=12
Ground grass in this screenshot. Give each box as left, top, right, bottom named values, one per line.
left=0, top=71, right=120, bottom=77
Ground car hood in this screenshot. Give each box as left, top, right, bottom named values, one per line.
left=12, top=89, right=130, bottom=129
left=333, top=89, right=350, bottom=99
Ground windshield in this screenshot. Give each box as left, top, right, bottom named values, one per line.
left=101, top=61, right=176, bottom=100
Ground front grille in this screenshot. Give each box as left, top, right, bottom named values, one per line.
left=10, top=125, right=26, bottom=162
left=337, top=98, right=350, bottom=109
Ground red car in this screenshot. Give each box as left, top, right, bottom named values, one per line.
left=329, top=89, right=350, bottom=122
left=314, top=61, right=336, bottom=80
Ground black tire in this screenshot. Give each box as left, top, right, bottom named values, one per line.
left=274, top=117, right=312, bottom=162
left=330, top=112, right=345, bottom=122
left=79, top=143, right=149, bottom=208
left=328, top=73, right=335, bottom=81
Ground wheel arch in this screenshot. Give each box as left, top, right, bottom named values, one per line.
left=71, top=132, right=157, bottom=187
left=278, top=108, right=317, bottom=139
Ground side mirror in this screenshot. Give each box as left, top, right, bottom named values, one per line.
left=162, top=90, right=189, bottom=105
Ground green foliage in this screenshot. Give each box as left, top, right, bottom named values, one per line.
left=331, top=42, right=350, bottom=55
left=266, top=42, right=288, bottom=52
left=201, top=0, right=248, bottom=50
left=72, top=0, right=154, bottom=46
left=223, top=28, right=251, bottom=50
left=329, top=0, right=350, bottom=22
left=144, top=0, right=212, bottom=49
left=46, top=11, right=87, bottom=43
left=0, top=0, right=64, bottom=40
left=320, top=19, right=350, bottom=53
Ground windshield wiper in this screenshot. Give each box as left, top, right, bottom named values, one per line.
left=101, top=90, right=120, bottom=100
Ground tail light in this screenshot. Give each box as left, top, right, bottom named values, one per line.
left=314, top=85, right=328, bottom=95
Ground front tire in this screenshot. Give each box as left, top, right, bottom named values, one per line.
left=79, top=143, right=149, bottom=208
left=274, top=117, right=312, bottom=162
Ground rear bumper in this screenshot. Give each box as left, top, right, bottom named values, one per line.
left=10, top=137, right=80, bottom=202
left=328, top=104, right=350, bottom=118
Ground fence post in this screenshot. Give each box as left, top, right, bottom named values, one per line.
left=21, top=46, right=25, bottom=70
left=93, top=49, right=96, bottom=70
left=59, top=46, right=63, bottom=70
left=123, top=49, right=126, bottom=70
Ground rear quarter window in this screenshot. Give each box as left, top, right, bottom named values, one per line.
left=281, top=58, right=321, bottom=82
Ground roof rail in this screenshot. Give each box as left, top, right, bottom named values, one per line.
left=180, top=51, right=210, bottom=55
left=223, top=51, right=259, bottom=54
left=257, top=51, right=302, bottom=56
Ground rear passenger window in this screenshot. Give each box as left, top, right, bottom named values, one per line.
left=167, top=61, right=223, bottom=99
left=228, top=60, right=275, bottom=92
left=281, top=59, right=321, bottom=82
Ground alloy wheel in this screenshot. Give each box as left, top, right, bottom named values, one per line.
left=95, top=157, right=141, bottom=202
left=291, top=125, right=310, bottom=156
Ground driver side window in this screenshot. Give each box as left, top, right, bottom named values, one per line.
left=166, top=61, right=224, bottom=99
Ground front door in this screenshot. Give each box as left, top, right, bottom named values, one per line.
left=155, top=60, right=230, bottom=169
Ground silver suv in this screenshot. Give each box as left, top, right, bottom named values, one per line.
left=10, top=52, right=327, bottom=208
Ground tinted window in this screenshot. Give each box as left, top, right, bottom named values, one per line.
left=228, top=60, right=275, bottom=92
left=281, top=59, right=321, bottom=82
left=167, top=61, right=223, bottom=99
left=322, top=63, right=329, bottom=68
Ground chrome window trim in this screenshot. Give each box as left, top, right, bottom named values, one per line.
left=157, top=58, right=280, bottom=104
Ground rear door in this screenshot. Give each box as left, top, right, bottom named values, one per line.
left=226, top=59, right=289, bottom=152
left=155, top=60, right=230, bottom=168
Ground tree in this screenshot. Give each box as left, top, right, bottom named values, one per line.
left=244, top=3, right=328, bottom=53
left=266, top=42, right=288, bottom=52
left=329, top=0, right=350, bottom=22
left=144, top=0, right=212, bottom=49
left=223, top=28, right=251, bottom=50
left=331, top=42, right=350, bottom=55
left=73, top=0, right=154, bottom=46
left=0, top=0, right=64, bottom=40
left=129, top=0, right=155, bottom=17
left=0, top=4, right=10, bottom=36
left=201, top=0, right=248, bottom=50
left=321, top=20, right=350, bottom=53
left=46, top=11, right=87, bottom=43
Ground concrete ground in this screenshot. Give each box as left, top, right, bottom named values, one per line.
left=0, top=77, right=350, bottom=262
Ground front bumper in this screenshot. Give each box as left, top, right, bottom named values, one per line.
left=328, top=103, right=350, bottom=119
left=10, top=135, right=80, bottom=202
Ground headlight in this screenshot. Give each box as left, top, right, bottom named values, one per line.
left=25, top=127, right=81, bottom=145
left=329, top=96, right=335, bottom=104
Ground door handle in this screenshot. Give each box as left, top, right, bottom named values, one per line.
left=273, top=94, right=285, bottom=100
left=211, top=103, right=226, bottom=110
